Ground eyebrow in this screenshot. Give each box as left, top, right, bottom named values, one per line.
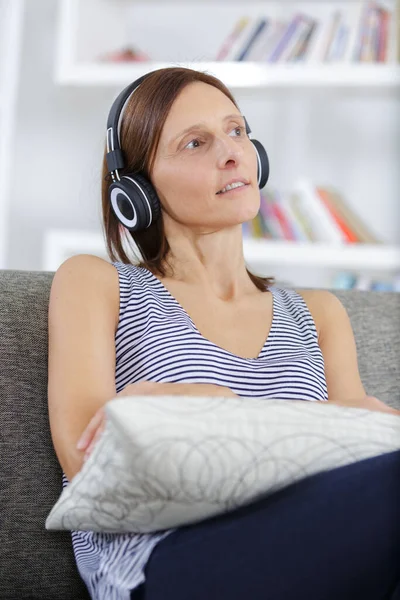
left=170, top=113, right=245, bottom=145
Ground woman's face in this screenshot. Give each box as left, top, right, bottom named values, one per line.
left=151, top=82, right=261, bottom=231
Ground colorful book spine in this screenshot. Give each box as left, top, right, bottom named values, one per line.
left=288, top=193, right=316, bottom=241
left=278, top=15, right=311, bottom=62
left=269, top=194, right=296, bottom=240
left=323, top=186, right=380, bottom=243
left=289, top=19, right=318, bottom=62
left=259, top=191, right=285, bottom=240
left=353, top=2, right=370, bottom=61
left=377, top=6, right=389, bottom=62
left=322, top=10, right=342, bottom=61
left=342, top=2, right=366, bottom=63
left=267, top=14, right=303, bottom=62
left=236, top=18, right=268, bottom=61
left=244, top=19, right=271, bottom=61
left=316, top=188, right=359, bottom=243
left=219, top=16, right=252, bottom=61
left=216, top=17, right=250, bottom=61
left=292, top=179, right=347, bottom=243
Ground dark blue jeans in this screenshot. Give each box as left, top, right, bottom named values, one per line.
left=132, top=449, right=400, bottom=600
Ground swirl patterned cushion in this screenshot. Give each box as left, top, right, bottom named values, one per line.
left=45, top=395, right=400, bottom=534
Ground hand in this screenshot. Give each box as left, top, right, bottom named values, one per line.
left=76, top=406, right=106, bottom=463
left=76, top=381, right=237, bottom=461
left=327, top=395, right=400, bottom=416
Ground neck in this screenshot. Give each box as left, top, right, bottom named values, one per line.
left=161, top=222, right=256, bottom=302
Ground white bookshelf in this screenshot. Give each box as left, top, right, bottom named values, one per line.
left=51, top=0, right=400, bottom=288
left=42, top=228, right=400, bottom=274
left=55, top=61, right=400, bottom=89
left=0, top=0, right=24, bottom=269
left=55, top=0, right=400, bottom=88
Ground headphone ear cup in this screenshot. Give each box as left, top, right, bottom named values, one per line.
left=132, top=173, right=161, bottom=223
left=108, top=173, right=161, bottom=232
left=251, top=139, right=270, bottom=189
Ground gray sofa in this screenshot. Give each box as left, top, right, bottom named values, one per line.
left=1, top=268, right=399, bottom=600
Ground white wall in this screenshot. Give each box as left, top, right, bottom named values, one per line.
left=6, top=0, right=400, bottom=272
left=7, top=0, right=116, bottom=270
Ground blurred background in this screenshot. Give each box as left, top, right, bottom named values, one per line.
left=1, top=0, right=399, bottom=290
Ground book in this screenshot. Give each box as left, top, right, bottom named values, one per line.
left=385, top=0, right=398, bottom=63
left=221, top=16, right=253, bottom=61
left=269, top=192, right=297, bottom=240
left=267, top=14, right=305, bottom=62
left=398, top=0, right=400, bottom=61
left=251, top=212, right=265, bottom=238
left=306, top=8, right=340, bottom=63
left=259, top=191, right=285, bottom=240
left=291, top=179, right=347, bottom=243
left=316, top=188, right=359, bottom=243
left=354, top=2, right=374, bottom=61
left=289, top=19, right=319, bottom=62
left=342, top=1, right=367, bottom=63
left=278, top=14, right=314, bottom=63
left=330, top=22, right=349, bottom=61
left=236, top=17, right=268, bottom=61
left=376, top=6, right=390, bottom=62
left=243, top=19, right=271, bottom=61
left=260, top=20, right=288, bottom=61
left=215, top=17, right=250, bottom=61
left=363, top=5, right=381, bottom=62
left=277, top=194, right=310, bottom=241
left=322, top=10, right=342, bottom=61
left=322, top=186, right=382, bottom=244
left=288, top=192, right=317, bottom=241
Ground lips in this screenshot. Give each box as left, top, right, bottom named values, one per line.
left=216, top=178, right=249, bottom=194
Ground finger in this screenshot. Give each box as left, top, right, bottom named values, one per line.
left=76, top=408, right=105, bottom=450
left=83, top=421, right=106, bottom=461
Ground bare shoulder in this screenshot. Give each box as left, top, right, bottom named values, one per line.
left=293, top=289, right=341, bottom=341
left=52, top=254, right=120, bottom=330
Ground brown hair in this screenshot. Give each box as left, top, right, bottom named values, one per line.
left=101, top=67, right=275, bottom=291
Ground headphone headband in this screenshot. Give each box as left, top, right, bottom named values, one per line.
left=106, top=73, right=152, bottom=176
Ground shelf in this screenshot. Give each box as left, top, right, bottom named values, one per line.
left=55, top=62, right=400, bottom=88
left=243, top=239, right=400, bottom=270
left=42, top=229, right=400, bottom=273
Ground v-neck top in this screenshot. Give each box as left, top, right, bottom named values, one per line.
left=62, top=260, right=328, bottom=599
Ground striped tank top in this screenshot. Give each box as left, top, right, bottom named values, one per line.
left=62, top=261, right=328, bottom=600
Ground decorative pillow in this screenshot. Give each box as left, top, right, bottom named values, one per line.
left=45, top=395, right=400, bottom=534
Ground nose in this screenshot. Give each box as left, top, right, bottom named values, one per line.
left=215, top=134, right=244, bottom=170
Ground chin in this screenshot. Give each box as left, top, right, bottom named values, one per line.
left=238, top=203, right=260, bottom=224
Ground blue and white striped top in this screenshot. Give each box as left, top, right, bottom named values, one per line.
left=62, top=261, right=328, bottom=599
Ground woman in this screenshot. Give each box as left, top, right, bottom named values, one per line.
left=47, top=67, right=400, bottom=600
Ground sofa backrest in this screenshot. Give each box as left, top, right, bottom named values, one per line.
left=0, top=268, right=399, bottom=598
left=0, top=270, right=90, bottom=600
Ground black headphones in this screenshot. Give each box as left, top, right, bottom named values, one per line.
left=106, top=71, right=270, bottom=232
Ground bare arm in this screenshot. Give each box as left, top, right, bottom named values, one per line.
left=47, top=254, right=120, bottom=482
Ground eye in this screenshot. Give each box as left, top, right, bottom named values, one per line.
left=230, top=125, right=245, bottom=137
left=185, top=138, right=202, bottom=150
